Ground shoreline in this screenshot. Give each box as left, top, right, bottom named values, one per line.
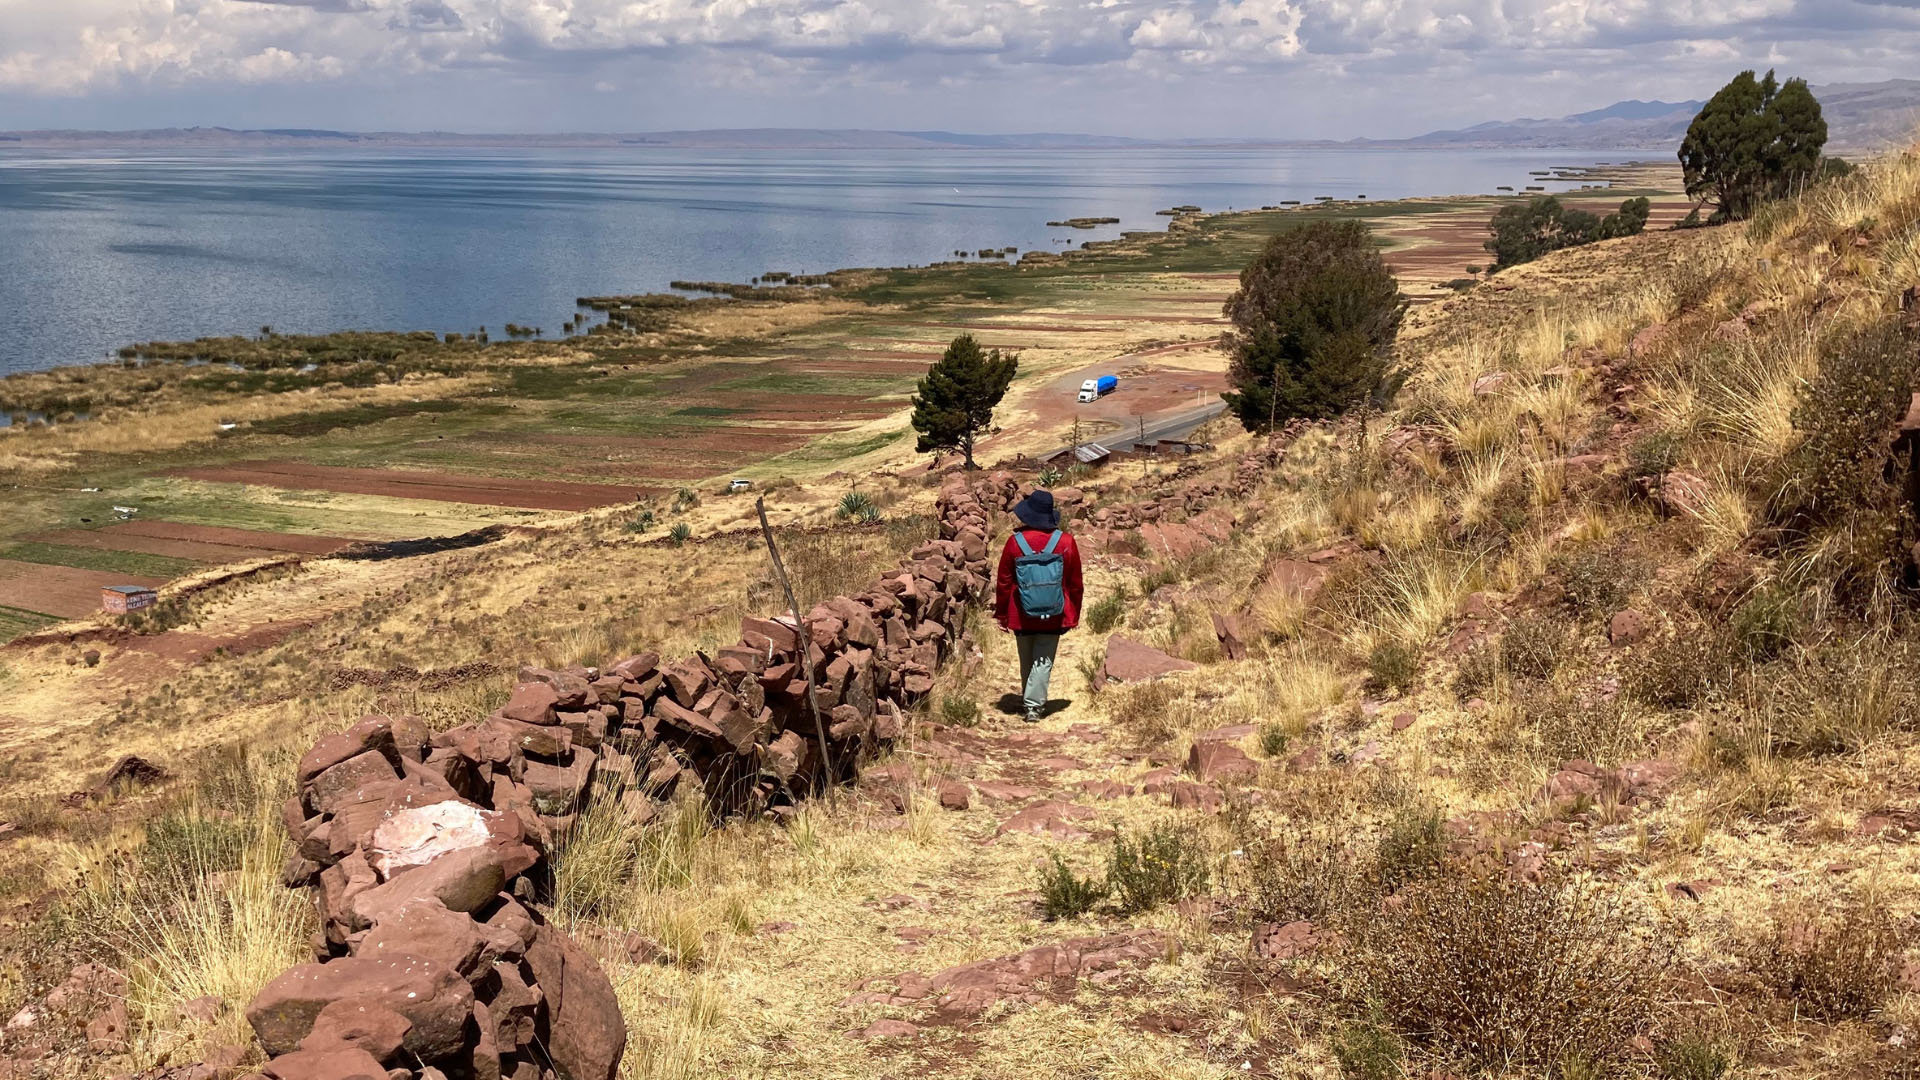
left=0, top=155, right=1678, bottom=393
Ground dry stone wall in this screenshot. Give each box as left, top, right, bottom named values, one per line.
left=240, top=474, right=1008, bottom=1080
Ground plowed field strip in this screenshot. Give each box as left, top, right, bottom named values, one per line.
left=0, top=559, right=166, bottom=618
left=106, top=520, right=354, bottom=556
left=29, top=529, right=283, bottom=564
left=170, top=462, right=651, bottom=510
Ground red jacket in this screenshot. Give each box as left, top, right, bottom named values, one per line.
left=993, top=528, right=1084, bottom=633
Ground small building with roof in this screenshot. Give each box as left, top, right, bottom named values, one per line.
left=101, top=585, right=158, bottom=614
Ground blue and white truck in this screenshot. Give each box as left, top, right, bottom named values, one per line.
left=1076, top=374, right=1118, bottom=403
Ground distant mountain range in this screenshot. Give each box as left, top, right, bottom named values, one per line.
left=1389, top=79, right=1919, bottom=151
left=4, top=79, right=1914, bottom=152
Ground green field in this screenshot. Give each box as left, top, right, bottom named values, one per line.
left=0, top=605, right=57, bottom=640
left=0, top=542, right=204, bottom=579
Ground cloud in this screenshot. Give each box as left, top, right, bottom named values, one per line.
left=0, top=0, right=1915, bottom=135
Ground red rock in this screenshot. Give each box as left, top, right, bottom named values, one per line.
left=1187, top=741, right=1256, bottom=783
left=1252, top=920, right=1316, bottom=961
left=297, top=722, right=390, bottom=785
left=937, top=782, right=970, bottom=811
left=498, top=682, right=561, bottom=726
left=1210, top=613, right=1249, bottom=660
left=1075, top=780, right=1133, bottom=800
left=349, top=847, right=509, bottom=929
left=84, top=998, right=129, bottom=1052
left=247, top=953, right=474, bottom=1060
left=856, top=1019, right=920, bottom=1040
left=358, top=899, right=484, bottom=977
left=1608, top=609, right=1651, bottom=646
left=1619, top=759, right=1680, bottom=800
left=307, top=751, right=400, bottom=816
left=1390, top=712, right=1416, bottom=731
left=1098, top=636, right=1198, bottom=686
left=262, top=1047, right=389, bottom=1080
left=523, top=924, right=626, bottom=1080
left=1165, top=782, right=1223, bottom=812
left=971, top=780, right=1037, bottom=802
left=995, top=800, right=1096, bottom=839
left=1036, top=755, right=1085, bottom=772
left=297, top=999, right=412, bottom=1061
left=1287, top=746, right=1321, bottom=772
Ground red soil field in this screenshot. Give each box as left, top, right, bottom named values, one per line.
left=171, top=462, right=653, bottom=511
left=111, top=520, right=357, bottom=555
left=31, top=528, right=285, bottom=565
left=0, top=559, right=166, bottom=618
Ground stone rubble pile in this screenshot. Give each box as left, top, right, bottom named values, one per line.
left=236, top=474, right=1003, bottom=1080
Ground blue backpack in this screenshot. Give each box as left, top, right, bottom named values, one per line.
left=1012, top=531, right=1067, bottom=618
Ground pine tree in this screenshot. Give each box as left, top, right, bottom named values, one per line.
left=1680, top=70, right=1828, bottom=223
left=910, top=334, right=1018, bottom=469
left=1221, top=220, right=1406, bottom=433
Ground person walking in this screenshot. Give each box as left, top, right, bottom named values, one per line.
left=992, top=489, right=1084, bottom=723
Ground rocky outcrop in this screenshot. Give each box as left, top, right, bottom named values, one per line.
left=234, top=475, right=1002, bottom=1080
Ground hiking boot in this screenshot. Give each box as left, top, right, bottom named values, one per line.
left=1023, top=708, right=1042, bottom=724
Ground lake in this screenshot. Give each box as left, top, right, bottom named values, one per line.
left=0, top=146, right=1652, bottom=377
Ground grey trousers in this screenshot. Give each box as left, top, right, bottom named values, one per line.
left=1015, top=632, right=1061, bottom=716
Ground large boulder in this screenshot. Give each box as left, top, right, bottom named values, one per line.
left=247, top=953, right=474, bottom=1061
left=349, top=847, right=509, bottom=930
left=367, top=801, right=500, bottom=879
left=524, top=924, right=627, bottom=1080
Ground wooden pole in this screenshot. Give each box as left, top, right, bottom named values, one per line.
left=755, top=497, right=837, bottom=790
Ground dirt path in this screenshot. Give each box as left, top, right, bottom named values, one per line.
left=665, top=597, right=1263, bottom=1077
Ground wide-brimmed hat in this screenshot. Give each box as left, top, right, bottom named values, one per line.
left=1013, top=489, right=1059, bottom=531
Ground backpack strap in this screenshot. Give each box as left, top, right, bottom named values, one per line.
left=1013, top=532, right=1037, bottom=557
left=1040, top=530, right=1063, bottom=555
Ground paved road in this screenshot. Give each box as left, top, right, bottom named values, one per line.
left=1036, top=398, right=1228, bottom=462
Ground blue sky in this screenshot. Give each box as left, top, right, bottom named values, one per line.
left=1, top=0, right=1915, bottom=138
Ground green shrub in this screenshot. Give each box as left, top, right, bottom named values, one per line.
left=1107, top=822, right=1212, bottom=914
left=1501, top=614, right=1574, bottom=680
left=1750, top=891, right=1901, bottom=1020
left=1353, top=871, right=1661, bottom=1070
left=1243, top=827, right=1362, bottom=925
left=1038, top=466, right=1063, bottom=486
left=1372, top=804, right=1446, bottom=893
left=668, top=522, right=693, bottom=546
left=1258, top=722, right=1290, bottom=758
left=1365, top=639, right=1421, bottom=695
left=1331, top=1019, right=1404, bottom=1080
left=1551, top=541, right=1646, bottom=616
left=1656, top=1034, right=1733, bottom=1080
left=1084, top=590, right=1126, bottom=634
left=938, top=695, right=980, bottom=727
left=1627, top=430, right=1682, bottom=480
left=1038, top=853, right=1108, bottom=921
left=624, top=508, right=656, bottom=534
left=1625, top=630, right=1731, bottom=709
left=1770, top=319, right=1916, bottom=532
left=1729, top=584, right=1799, bottom=661
left=672, top=486, right=700, bottom=511
left=1451, top=642, right=1497, bottom=700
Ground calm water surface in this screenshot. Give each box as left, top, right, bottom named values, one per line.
left=0, top=146, right=1651, bottom=375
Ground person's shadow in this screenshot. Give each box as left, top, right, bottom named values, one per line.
left=995, top=693, right=1071, bottom=718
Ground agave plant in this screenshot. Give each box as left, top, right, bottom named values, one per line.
left=837, top=491, right=881, bottom=524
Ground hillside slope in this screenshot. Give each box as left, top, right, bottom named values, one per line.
left=1, top=149, right=1918, bottom=1079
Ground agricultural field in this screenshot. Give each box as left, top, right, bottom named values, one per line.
left=0, top=169, right=1682, bottom=642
